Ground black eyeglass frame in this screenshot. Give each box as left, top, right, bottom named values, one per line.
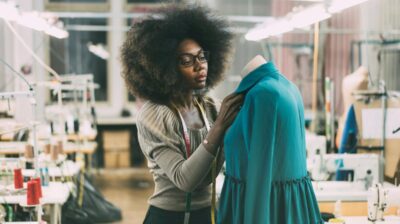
left=178, top=51, right=210, bottom=68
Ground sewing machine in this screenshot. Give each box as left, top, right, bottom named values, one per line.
left=368, top=183, right=400, bottom=222
left=306, top=132, right=327, bottom=157
left=308, top=153, right=381, bottom=189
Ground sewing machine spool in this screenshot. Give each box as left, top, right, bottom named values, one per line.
left=43, top=143, right=51, bottom=154
left=13, top=168, right=23, bottom=189
left=24, top=144, right=34, bottom=159
left=51, top=145, right=58, bottom=161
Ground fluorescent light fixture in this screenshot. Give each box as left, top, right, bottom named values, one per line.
left=328, top=0, right=369, bottom=13
left=0, top=2, right=19, bottom=21
left=245, top=3, right=331, bottom=41
left=18, top=12, right=48, bottom=31
left=0, top=2, right=69, bottom=39
left=290, top=4, right=331, bottom=28
left=244, top=0, right=369, bottom=41
left=87, top=42, right=109, bottom=60
left=45, top=20, right=69, bottom=39
left=45, top=25, right=69, bottom=39
left=245, top=19, right=293, bottom=41
left=17, top=13, right=69, bottom=39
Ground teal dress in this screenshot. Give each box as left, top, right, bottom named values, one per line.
left=218, top=62, right=323, bottom=224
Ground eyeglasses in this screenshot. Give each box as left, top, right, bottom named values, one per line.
left=178, top=51, right=209, bottom=67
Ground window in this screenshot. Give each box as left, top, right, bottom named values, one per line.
left=50, top=18, right=108, bottom=101
left=127, top=0, right=167, bottom=3
left=48, top=0, right=106, bottom=2
left=45, top=0, right=109, bottom=12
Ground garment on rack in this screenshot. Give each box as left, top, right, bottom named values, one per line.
left=336, top=105, right=358, bottom=181
left=218, top=62, right=322, bottom=224
left=339, top=105, right=358, bottom=154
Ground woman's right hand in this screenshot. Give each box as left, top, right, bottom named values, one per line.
left=202, top=93, right=243, bottom=155
left=214, top=93, right=244, bottom=131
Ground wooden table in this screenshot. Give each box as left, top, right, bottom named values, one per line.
left=0, top=182, right=71, bottom=224
left=0, top=141, right=97, bottom=155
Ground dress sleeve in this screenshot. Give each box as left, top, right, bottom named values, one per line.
left=243, top=89, right=278, bottom=224
left=137, top=103, right=215, bottom=192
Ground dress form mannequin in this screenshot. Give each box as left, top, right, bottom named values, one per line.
left=342, top=66, right=369, bottom=115
left=240, top=55, right=267, bottom=78
left=336, top=66, right=369, bottom=147
left=219, top=55, right=322, bottom=223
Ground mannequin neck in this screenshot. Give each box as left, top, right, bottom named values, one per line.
left=353, top=66, right=369, bottom=80
left=343, top=66, right=369, bottom=86
left=240, top=55, right=267, bottom=78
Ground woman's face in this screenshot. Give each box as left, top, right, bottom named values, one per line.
left=177, top=39, right=208, bottom=90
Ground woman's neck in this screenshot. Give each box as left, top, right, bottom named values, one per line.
left=174, top=92, right=195, bottom=111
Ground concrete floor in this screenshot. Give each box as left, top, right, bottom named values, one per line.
left=93, top=167, right=154, bottom=224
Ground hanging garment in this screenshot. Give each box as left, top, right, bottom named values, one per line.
left=338, top=105, right=358, bottom=154
left=218, top=62, right=323, bottom=224
left=336, top=105, right=358, bottom=181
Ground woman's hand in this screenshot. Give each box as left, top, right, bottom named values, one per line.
left=214, top=93, right=244, bottom=131
left=202, top=93, right=243, bottom=155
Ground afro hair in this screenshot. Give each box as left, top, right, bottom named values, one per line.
left=121, top=5, right=233, bottom=104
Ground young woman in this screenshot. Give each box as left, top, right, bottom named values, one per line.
left=121, top=5, right=243, bottom=224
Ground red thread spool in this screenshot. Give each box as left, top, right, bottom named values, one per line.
left=31, top=177, right=42, bottom=198
left=13, top=168, right=23, bottom=189
left=27, top=181, right=39, bottom=205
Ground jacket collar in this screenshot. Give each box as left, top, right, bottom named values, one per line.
left=234, top=61, right=279, bottom=94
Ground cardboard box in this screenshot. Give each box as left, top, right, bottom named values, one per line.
left=118, top=151, right=131, bottom=168
left=354, top=95, right=400, bottom=178
left=104, top=151, right=118, bottom=168
left=103, top=130, right=130, bottom=150
left=104, top=150, right=131, bottom=168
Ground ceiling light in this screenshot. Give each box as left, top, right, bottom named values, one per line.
left=0, top=2, right=19, bottom=21
left=328, top=0, right=369, bottom=13
left=290, top=4, right=331, bottom=29
left=18, top=12, right=48, bottom=31
left=45, top=25, right=69, bottom=39
left=245, top=19, right=293, bottom=41
left=87, top=42, right=109, bottom=60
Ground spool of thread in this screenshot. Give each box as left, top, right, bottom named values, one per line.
left=57, top=140, right=64, bottom=154
left=24, top=144, right=34, bottom=159
left=31, top=177, right=42, bottom=198
left=27, top=181, right=39, bottom=205
left=44, top=143, right=51, bottom=154
left=40, top=167, right=50, bottom=186
left=51, top=145, right=58, bottom=161
left=13, top=168, right=23, bottom=189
